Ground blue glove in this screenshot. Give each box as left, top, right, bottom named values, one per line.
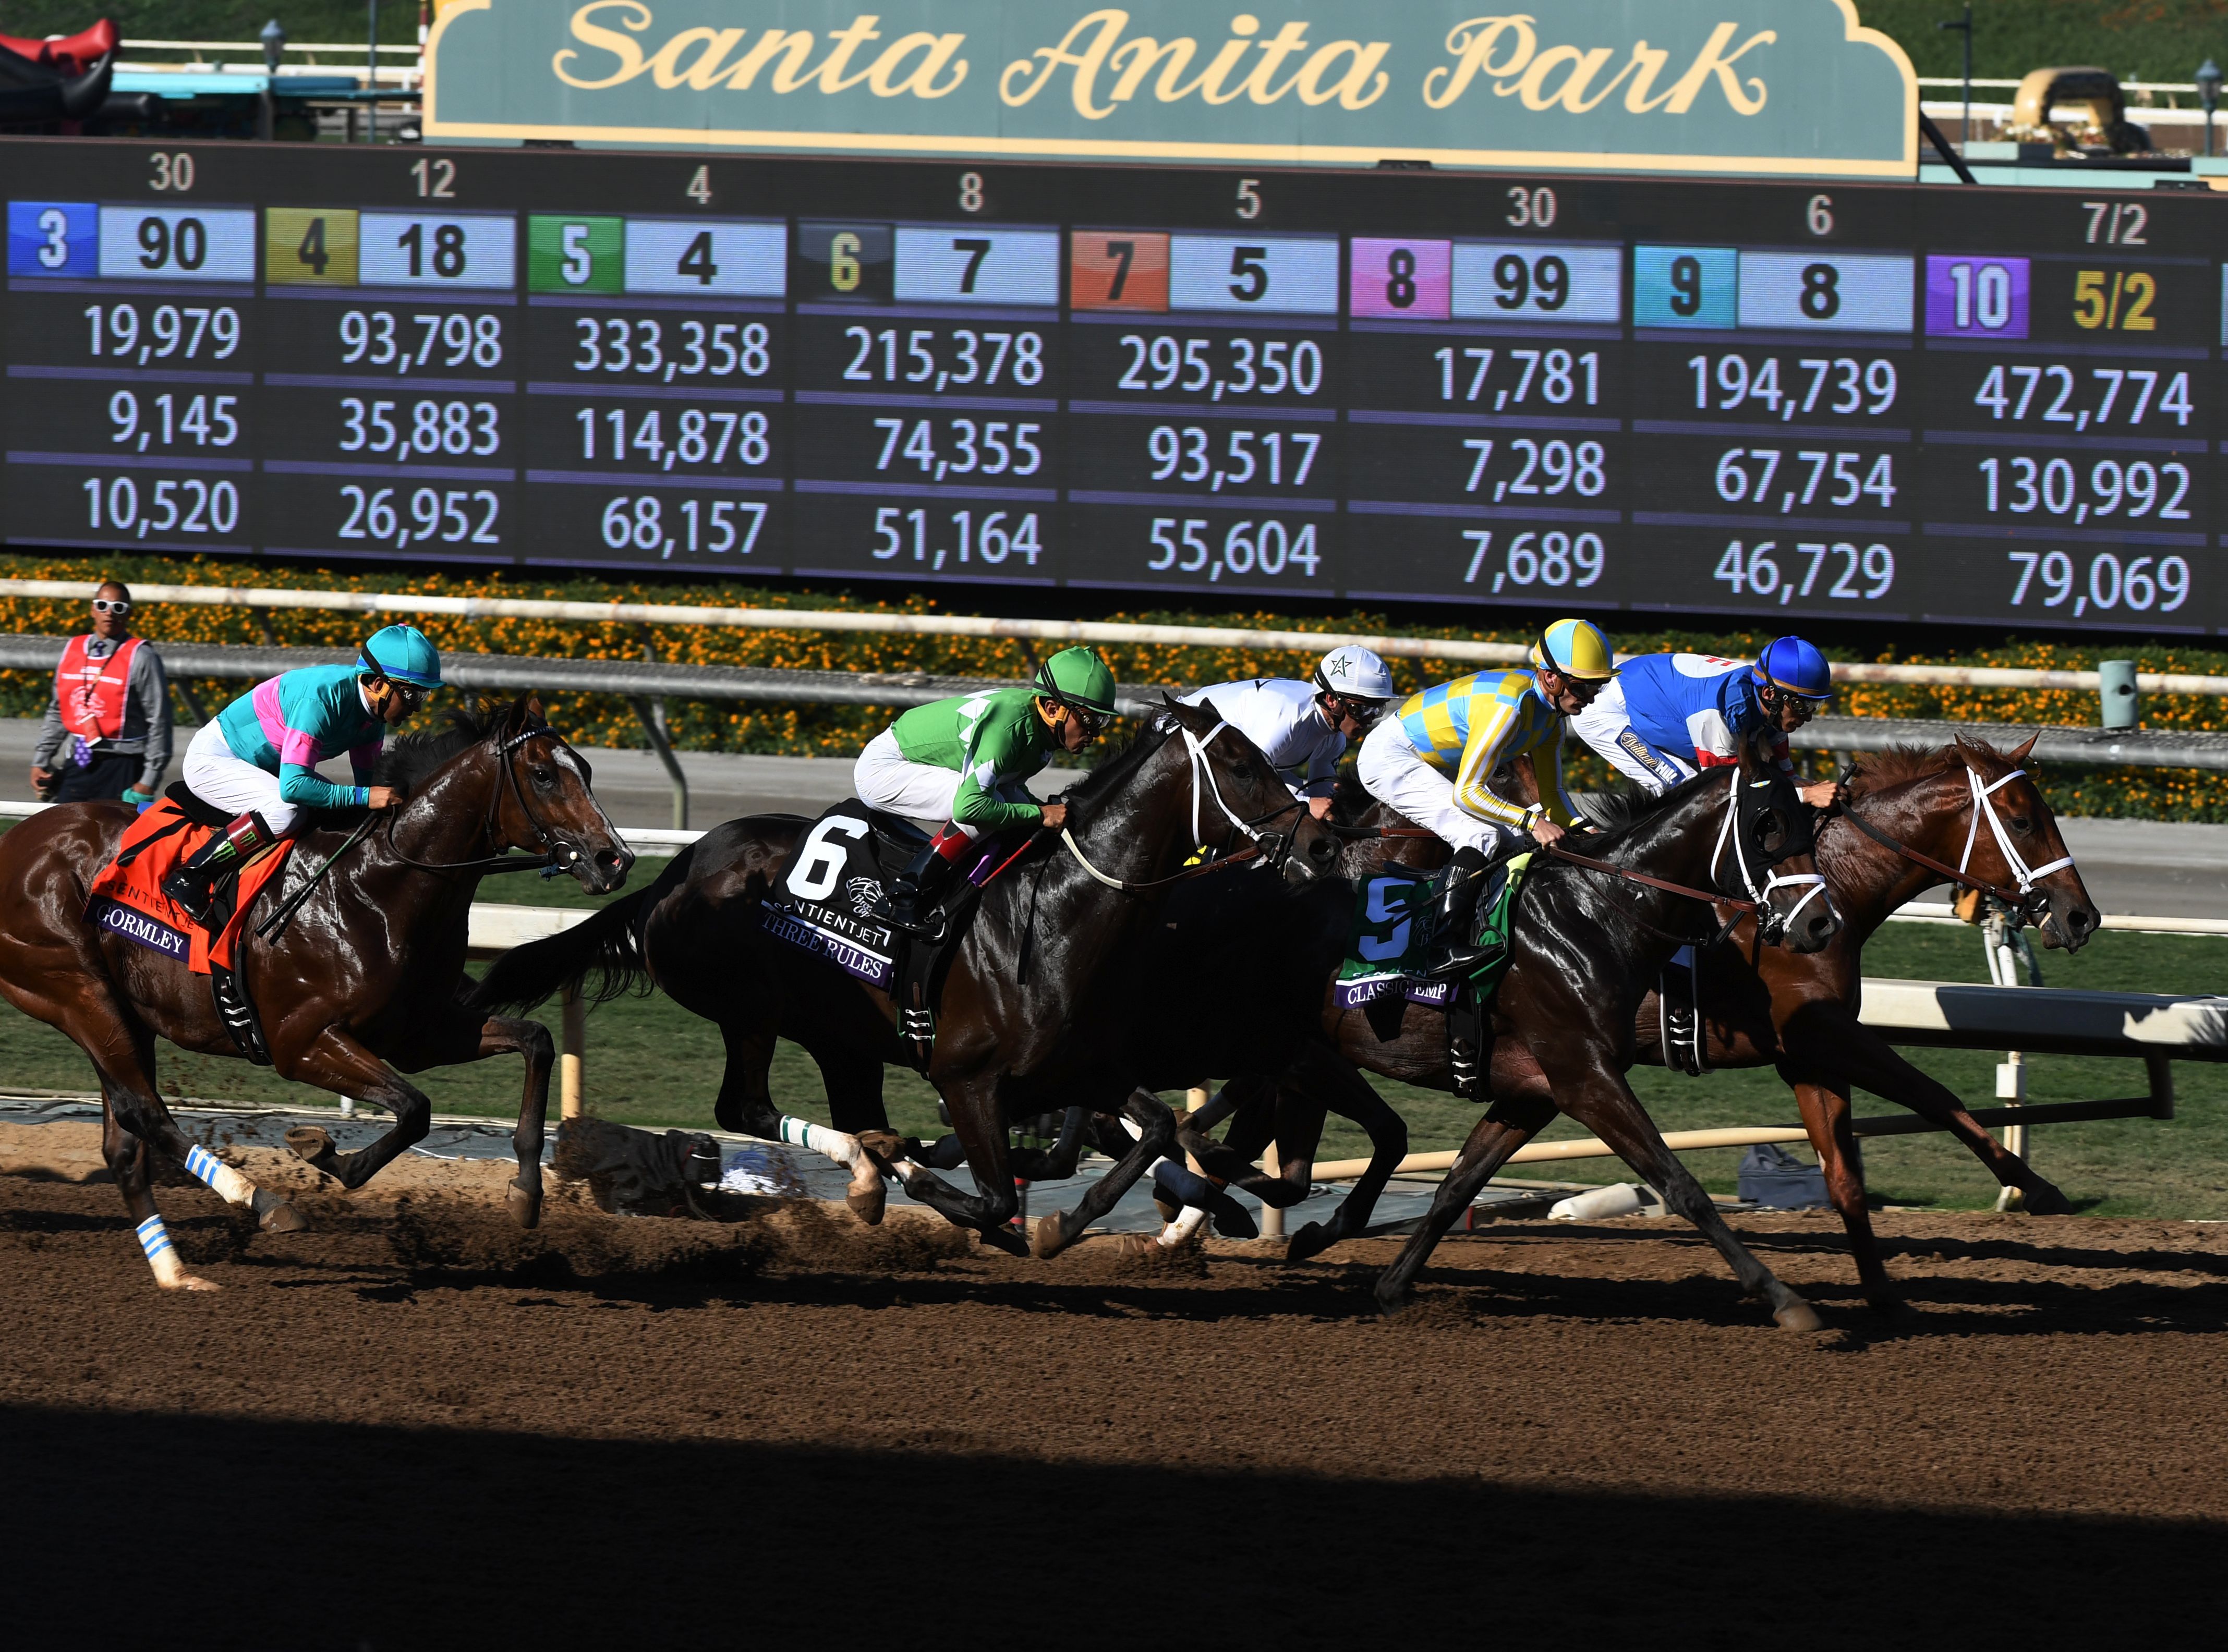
left=121, top=788, right=156, bottom=813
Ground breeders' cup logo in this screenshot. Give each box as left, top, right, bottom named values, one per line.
left=845, top=876, right=883, bottom=917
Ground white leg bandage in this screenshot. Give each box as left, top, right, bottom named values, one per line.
left=137, top=1213, right=185, bottom=1287
left=1156, top=1204, right=1210, bottom=1248
left=778, top=1116, right=865, bottom=1172
left=183, top=1144, right=258, bottom=1207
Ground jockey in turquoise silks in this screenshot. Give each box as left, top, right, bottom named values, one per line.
left=161, top=624, right=442, bottom=920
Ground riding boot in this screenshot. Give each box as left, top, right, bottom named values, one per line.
left=1432, top=845, right=1495, bottom=976
left=877, top=829, right=971, bottom=936
left=161, top=811, right=274, bottom=923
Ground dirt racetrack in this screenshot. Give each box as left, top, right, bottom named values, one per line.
left=4, top=1146, right=2225, bottom=1651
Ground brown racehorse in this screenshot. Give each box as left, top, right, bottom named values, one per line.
left=0, top=695, right=632, bottom=1290
left=1193, top=737, right=2099, bottom=1313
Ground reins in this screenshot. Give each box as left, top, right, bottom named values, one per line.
left=258, top=721, right=580, bottom=942
left=1545, top=841, right=1753, bottom=911
left=1053, top=719, right=1304, bottom=894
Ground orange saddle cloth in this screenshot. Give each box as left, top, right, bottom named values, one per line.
left=84, top=803, right=294, bottom=975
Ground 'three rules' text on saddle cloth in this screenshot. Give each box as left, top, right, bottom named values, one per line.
left=83, top=802, right=293, bottom=975
left=759, top=800, right=907, bottom=989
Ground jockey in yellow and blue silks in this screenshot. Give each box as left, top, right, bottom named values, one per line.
left=1357, top=616, right=1617, bottom=972
left=161, top=624, right=441, bottom=920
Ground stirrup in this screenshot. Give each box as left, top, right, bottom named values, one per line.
left=161, top=867, right=219, bottom=922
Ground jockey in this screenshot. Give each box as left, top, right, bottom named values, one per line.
left=1179, top=644, right=1396, bottom=820
left=161, top=624, right=441, bottom=920
left=1358, top=617, right=1617, bottom=972
left=855, top=645, right=1118, bottom=934
left=1570, top=636, right=1842, bottom=809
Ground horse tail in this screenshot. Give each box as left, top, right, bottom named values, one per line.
left=470, top=845, right=692, bottom=1014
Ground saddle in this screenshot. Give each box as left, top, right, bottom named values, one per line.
left=1335, top=856, right=1532, bottom=1101
left=761, top=800, right=1018, bottom=1072
left=84, top=785, right=294, bottom=1065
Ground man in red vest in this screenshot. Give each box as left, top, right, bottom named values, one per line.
left=30, top=580, right=172, bottom=809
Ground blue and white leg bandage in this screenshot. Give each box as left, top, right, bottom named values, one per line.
left=183, top=1144, right=258, bottom=1207
left=136, top=1213, right=184, bottom=1286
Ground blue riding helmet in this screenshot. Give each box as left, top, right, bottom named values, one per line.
left=1754, top=636, right=1832, bottom=701
left=358, top=623, right=443, bottom=690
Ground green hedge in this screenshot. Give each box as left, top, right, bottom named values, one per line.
left=5, top=551, right=2224, bottom=820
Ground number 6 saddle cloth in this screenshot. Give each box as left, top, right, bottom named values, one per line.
left=760, top=799, right=1026, bottom=1071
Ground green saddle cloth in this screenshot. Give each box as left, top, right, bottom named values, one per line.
left=1334, top=853, right=1531, bottom=1012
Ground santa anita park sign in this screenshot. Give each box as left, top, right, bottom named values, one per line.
left=423, top=0, right=1920, bottom=177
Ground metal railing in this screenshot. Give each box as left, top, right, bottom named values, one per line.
left=5, top=579, right=2225, bottom=698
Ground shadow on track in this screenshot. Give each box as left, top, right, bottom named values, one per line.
left=6, top=1403, right=2221, bottom=1649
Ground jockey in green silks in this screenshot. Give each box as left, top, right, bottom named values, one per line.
left=853, top=645, right=1118, bottom=933
left=161, top=624, right=442, bottom=920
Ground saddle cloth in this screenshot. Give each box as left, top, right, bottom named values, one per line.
left=758, top=799, right=929, bottom=990
left=83, top=800, right=293, bottom=975
left=1334, top=854, right=1531, bottom=1013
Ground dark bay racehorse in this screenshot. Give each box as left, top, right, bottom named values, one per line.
left=1204, top=736, right=2098, bottom=1313
left=1160, top=750, right=1844, bottom=1328
left=474, top=698, right=1347, bottom=1252
left=0, top=696, right=632, bottom=1289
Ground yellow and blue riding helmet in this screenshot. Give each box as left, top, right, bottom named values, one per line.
left=1530, top=617, right=1618, bottom=682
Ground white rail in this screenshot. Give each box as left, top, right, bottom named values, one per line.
left=5, top=579, right=2222, bottom=696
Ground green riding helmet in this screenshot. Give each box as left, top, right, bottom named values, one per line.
left=1033, top=646, right=1119, bottom=726
left=358, top=623, right=443, bottom=690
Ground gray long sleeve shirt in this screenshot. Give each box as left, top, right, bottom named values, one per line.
left=33, top=634, right=173, bottom=793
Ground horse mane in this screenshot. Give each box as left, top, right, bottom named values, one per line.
left=371, top=697, right=516, bottom=792
left=1064, top=718, right=1174, bottom=808
left=1844, top=737, right=2018, bottom=799
left=1571, top=772, right=1698, bottom=839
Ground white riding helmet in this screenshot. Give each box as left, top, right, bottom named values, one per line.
left=1314, top=644, right=1396, bottom=703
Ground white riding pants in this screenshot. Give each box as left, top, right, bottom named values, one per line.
left=183, top=719, right=298, bottom=833
left=1356, top=720, right=1521, bottom=859
left=853, top=728, right=1031, bottom=839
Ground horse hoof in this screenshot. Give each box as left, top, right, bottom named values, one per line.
left=1113, top=1232, right=1159, bottom=1258
left=978, top=1225, right=1028, bottom=1257
left=855, top=1129, right=905, bottom=1163
left=163, top=1272, right=222, bottom=1293
left=1030, top=1212, right=1070, bottom=1259
left=2021, top=1182, right=2074, bottom=1217
left=1773, top=1297, right=1826, bottom=1333
left=505, top=1182, right=542, bottom=1231
left=846, top=1178, right=887, bottom=1225
left=284, top=1125, right=341, bottom=1177
left=1372, top=1286, right=1410, bottom=1318
left=1285, top=1221, right=1335, bottom=1265
left=257, top=1197, right=309, bottom=1234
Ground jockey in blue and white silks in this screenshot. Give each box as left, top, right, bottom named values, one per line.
left=1570, top=636, right=1841, bottom=810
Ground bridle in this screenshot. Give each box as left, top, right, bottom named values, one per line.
left=1547, top=768, right=1828, bottom=946
left=1711, top=770, right=1831, bottom=945
left=1059, top=719, right=1309, bottom=893
left=1833, top=762, right=2076, bottom=926
left=384, top=722, right=597, bottom=877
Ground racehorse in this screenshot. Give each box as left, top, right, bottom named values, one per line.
left=0, top=695, right=632, bottom=1289
left=1155, top=749, right=1844, bottom=1328
left=473, top=698, right=1349, bottom=1253
left=1198, top=736, right=2097, bottom=1314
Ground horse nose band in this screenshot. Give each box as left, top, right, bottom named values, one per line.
left=1712, top=775, right=1834, bottom=942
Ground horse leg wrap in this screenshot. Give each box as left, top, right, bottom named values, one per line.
left=778, top=1116, right=865, bottom=1171
left=1156, top=1204, right=1210, bottom=1248
left=136, top=1214, right=185, bottom=1287
left=183, top=1144, right=258, bottom=1207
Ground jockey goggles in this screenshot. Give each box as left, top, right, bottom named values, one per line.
left=90, top=597, right=130, bottom=615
